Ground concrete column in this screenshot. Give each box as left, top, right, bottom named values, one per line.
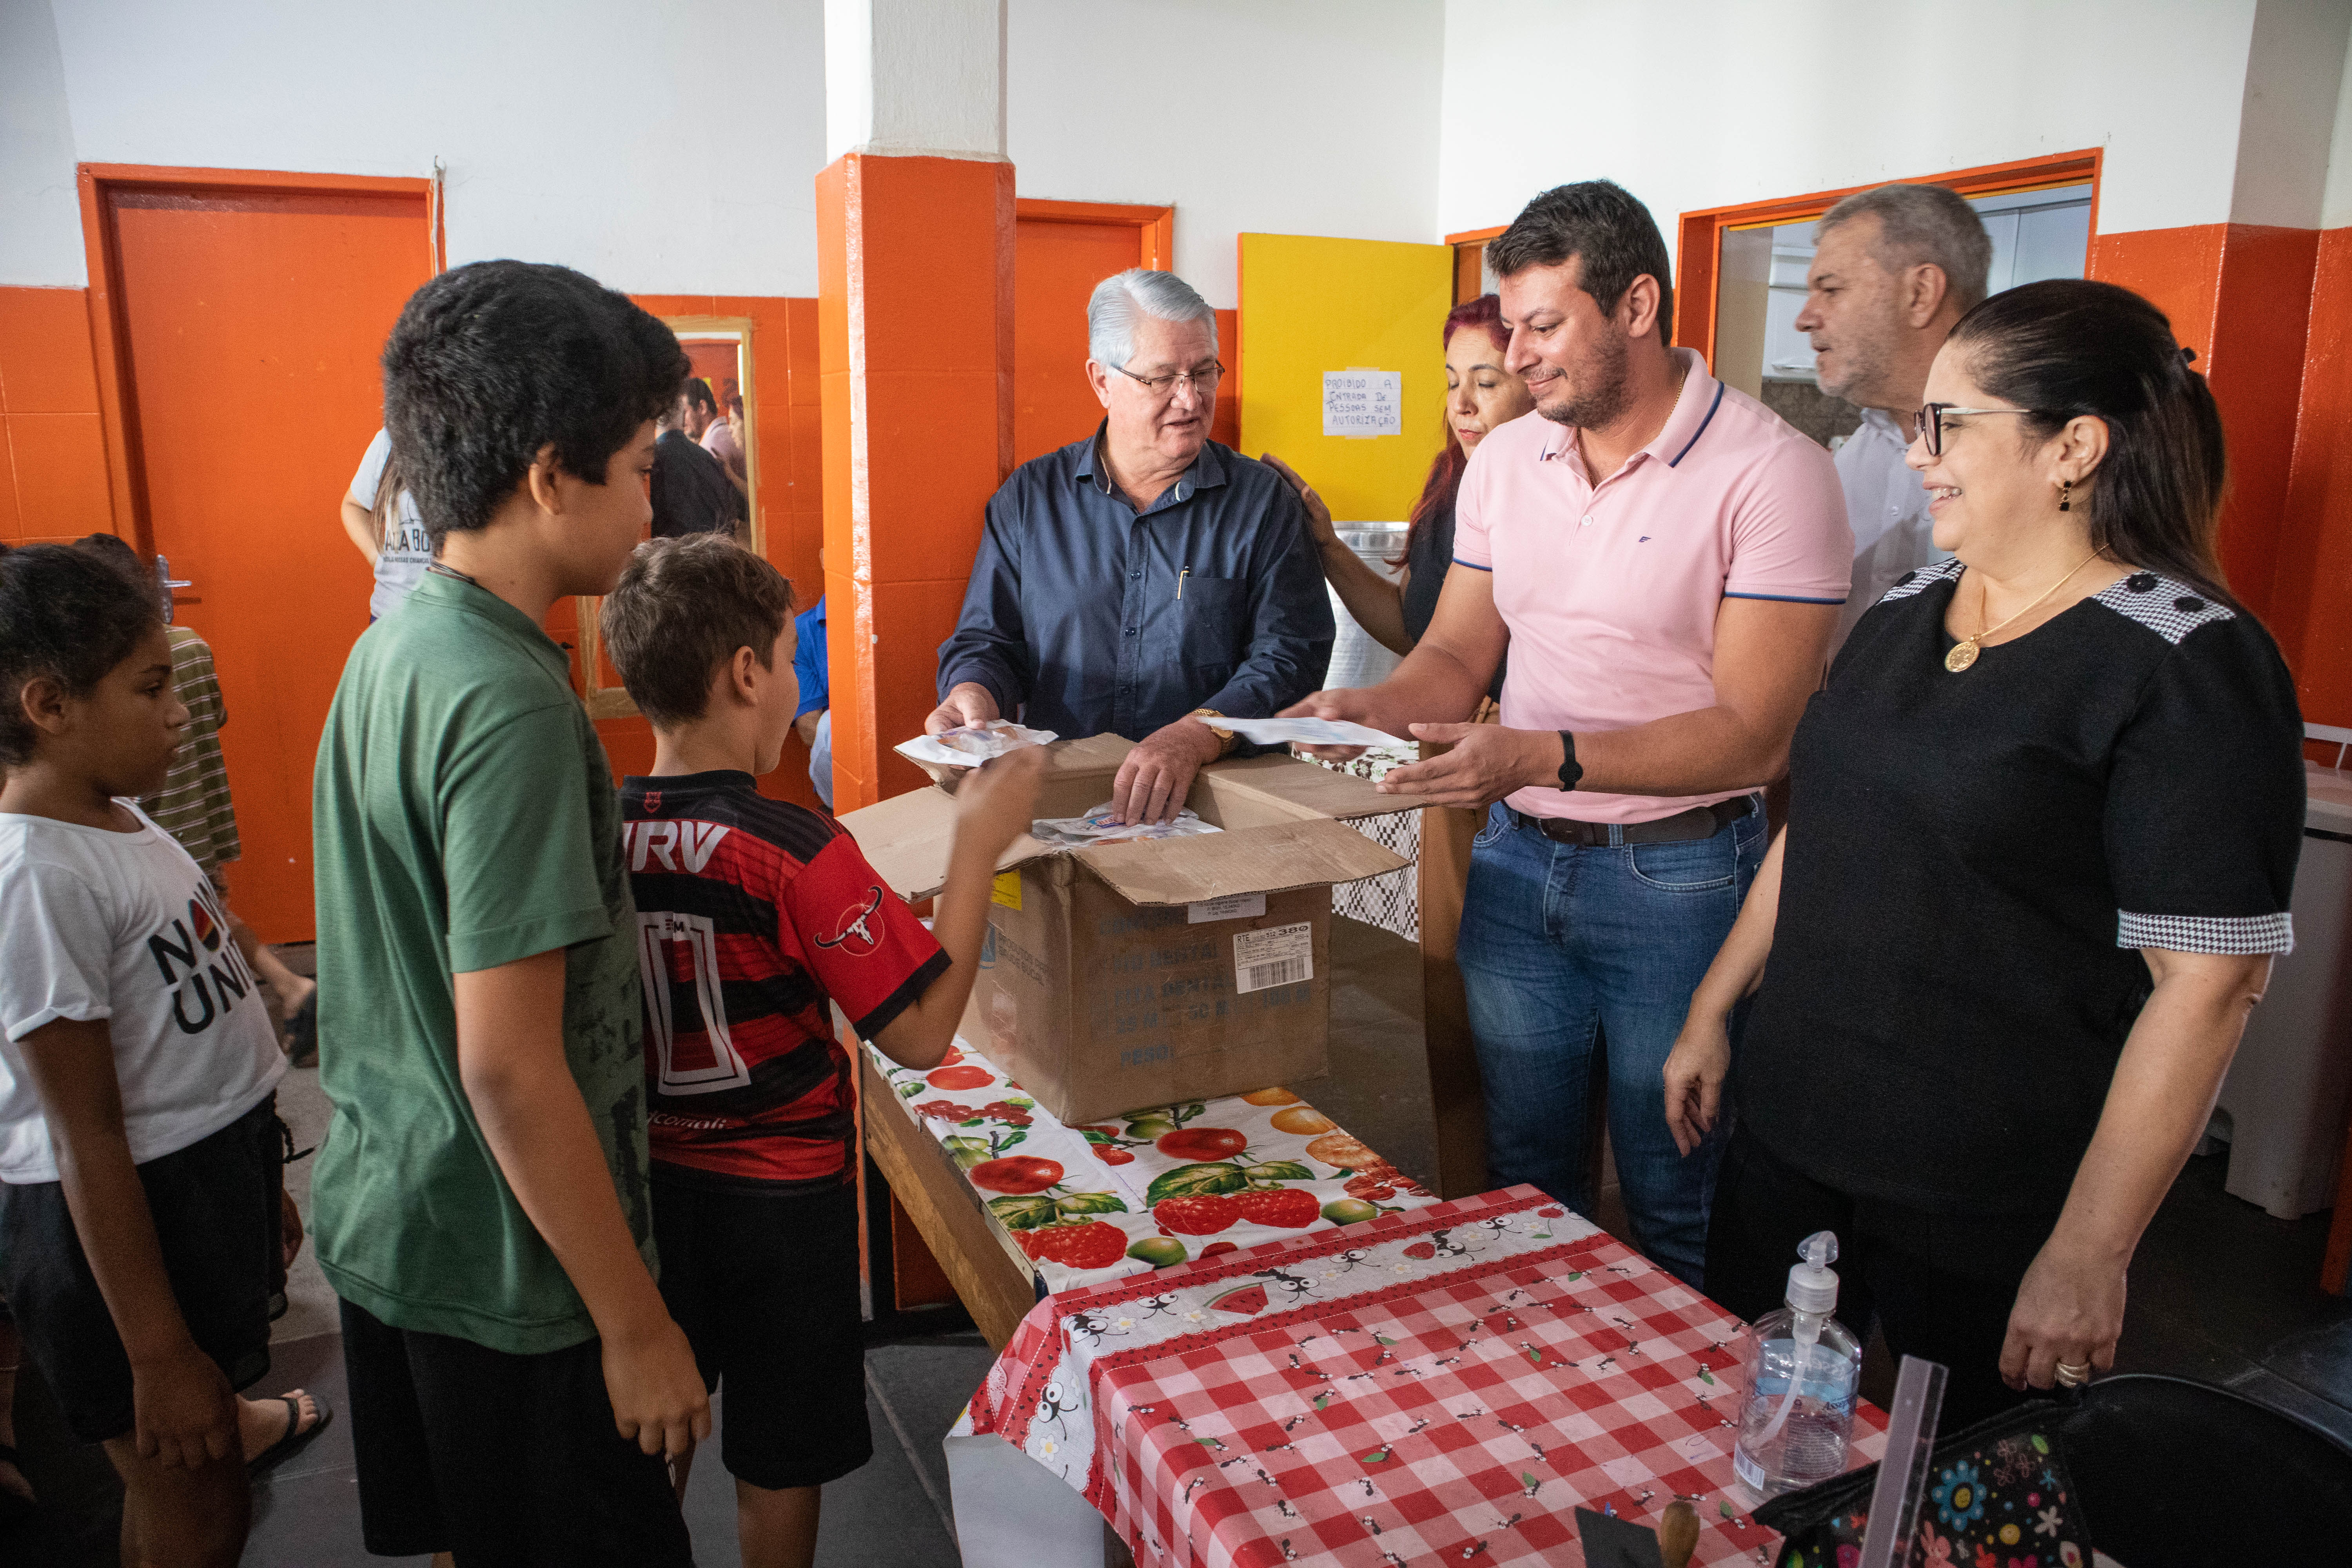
left=818, top=0, right=1013, bottom=811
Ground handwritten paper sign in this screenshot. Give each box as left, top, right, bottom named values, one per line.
left=1323, top=368, right=1401, bottom=439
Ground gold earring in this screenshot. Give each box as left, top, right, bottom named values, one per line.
left=2058, top=478, right=2072, bottom=513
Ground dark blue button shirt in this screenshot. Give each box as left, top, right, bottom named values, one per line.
left=936, top=428, right=1334, bottom=742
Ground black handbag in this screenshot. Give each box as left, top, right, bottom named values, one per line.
left=1752, top=1373, right=2352, bottom=1568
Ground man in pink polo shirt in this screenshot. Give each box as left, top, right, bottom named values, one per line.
left=1287, top=181, right=1851, bottom=1288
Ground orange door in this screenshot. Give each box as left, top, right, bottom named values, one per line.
left=102, top=180, right=432, bottom=941
left=1014, top=212, right=1161, bottom=465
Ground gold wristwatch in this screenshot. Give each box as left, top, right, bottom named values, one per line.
left=1189, top=708, right=1238, bottom=756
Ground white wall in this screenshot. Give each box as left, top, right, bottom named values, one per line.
left=8, top=0, right=828, bottom=295
left=0, top=0, right=84, bottom=287
left=2232, top=0, right=2352, bottom=228
left=1437, top=0, right=2277, bottom=258
left=1008, top=0, right=1445, bottom=309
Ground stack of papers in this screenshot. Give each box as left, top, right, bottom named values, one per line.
left=1200, top=715, right=1405, bottom=748
left=1026, top=802, right=1225, bottom=849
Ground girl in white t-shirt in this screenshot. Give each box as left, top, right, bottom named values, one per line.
left=0, top=545, right=298, bottom=1564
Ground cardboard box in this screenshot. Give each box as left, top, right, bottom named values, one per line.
left=839, top=734, right=1417, bottom=1125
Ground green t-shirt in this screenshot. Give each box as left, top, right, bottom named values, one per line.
left=310, top=570, right=651, bottom=1354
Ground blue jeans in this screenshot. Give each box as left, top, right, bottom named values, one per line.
left=1457, top=799, right=1765, bottom=1289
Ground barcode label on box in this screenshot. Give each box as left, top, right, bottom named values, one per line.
left=1187, top=892, right=1267, bottom=924
left=1234, top=922, right=1313, bottom=995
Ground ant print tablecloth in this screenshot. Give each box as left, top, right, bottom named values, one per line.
left=955, top=1186, right=1887, bottom=1568
left=864, top=1036, right=1441, bottom=1294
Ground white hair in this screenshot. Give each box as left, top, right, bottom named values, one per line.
left=1086, top=269, right=1217, bottom=369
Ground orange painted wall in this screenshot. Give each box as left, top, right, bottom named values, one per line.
left=2091, top=223, right=2320, bottom=625
left=818, top=154, right=1016, bottom=812
left=2276, top=225, right=2352, bottom=731
left=0, top=287, right=116, bottom=541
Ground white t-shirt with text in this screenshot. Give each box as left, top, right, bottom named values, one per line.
left=0, top=804, right=286, bottom=1183
left=350, top=428, right=432, bottom=621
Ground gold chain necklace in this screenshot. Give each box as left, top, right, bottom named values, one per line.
left=1944, top=551, right=2101, bottom=673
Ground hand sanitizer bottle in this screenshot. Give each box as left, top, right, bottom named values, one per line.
left=1731, top=1230, right=1861, bottom=1497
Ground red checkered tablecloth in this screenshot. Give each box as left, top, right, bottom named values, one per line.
left=961, top=1187, right=1886, bottom=1567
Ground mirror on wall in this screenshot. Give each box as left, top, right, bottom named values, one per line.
left=576, top=316, right=762, bottom=719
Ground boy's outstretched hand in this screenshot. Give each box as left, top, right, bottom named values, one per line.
left=133, top=1340, right=238, bottom=1468
left=603, top=1314, right=711, bottom=1463
left=954, top=744, right=1047, bottom=858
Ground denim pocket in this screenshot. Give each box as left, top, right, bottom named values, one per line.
left=1472, top=801, right=1510, bottom=850
left=1627, top=833, right=1736, bottom=891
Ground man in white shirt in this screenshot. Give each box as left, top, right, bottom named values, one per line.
left=1795, top=184, right=1991, bottom=654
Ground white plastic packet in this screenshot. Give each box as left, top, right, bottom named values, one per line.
left=1026, top=802, right=1225, bottom=849
left=896, top=720, right=1058, bottom=768
left=1207, top=715, right=1406, bottom=749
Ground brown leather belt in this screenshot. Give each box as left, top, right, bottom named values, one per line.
left=1510, top=793, right=1753, bottom=848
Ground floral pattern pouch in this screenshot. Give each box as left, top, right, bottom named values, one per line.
left=1753, top=1401, right=2093, bottom=1568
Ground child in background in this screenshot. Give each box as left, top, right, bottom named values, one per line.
left=0, top=546, right=291, bottom=1567
left=73, top=534, right=318, bottom=1059
left=600, top=535, right=1043, bottom=1568
left=311, top=261, right=707, bottom=1565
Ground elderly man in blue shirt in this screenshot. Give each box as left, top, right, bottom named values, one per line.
left=930, top=269, right=1334, bottom=824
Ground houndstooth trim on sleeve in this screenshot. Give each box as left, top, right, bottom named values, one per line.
left=2091, top=572, right=2236, bottom=645
left=2118, top=910, right=2294, bottom=955
left=1876, top=555, right=1965, bottom=605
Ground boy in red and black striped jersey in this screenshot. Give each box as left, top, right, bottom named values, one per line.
left=601, top=536, right=1042, bottom=1568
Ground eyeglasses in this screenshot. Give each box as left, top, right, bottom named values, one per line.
left=1110, top=361, right=1225, bottom=397
left=1912, top=403, right=2047, bottom=457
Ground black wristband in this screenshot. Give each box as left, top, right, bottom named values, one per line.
left=1556, top=731, right=1583, bottom=792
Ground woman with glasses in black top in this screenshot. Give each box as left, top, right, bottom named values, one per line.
left=1663, top=278, right=2304, bottom=1428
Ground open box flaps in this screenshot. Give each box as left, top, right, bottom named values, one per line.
left=841, top=733, right=1413, bottom=904
left=1076, top=819, right=1404, bottom=905
left=838, top=735, right=1419, bottom=1124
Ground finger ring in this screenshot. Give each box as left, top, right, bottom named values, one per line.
left=2054, top=1360, right=2091, bottom=1387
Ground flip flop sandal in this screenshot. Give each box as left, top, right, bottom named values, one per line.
left=0, top=1441, right=35, bottom=1526
left=247, top=1394, right=333, bottom=1476
left=285, top=992, right=318, bottom=1069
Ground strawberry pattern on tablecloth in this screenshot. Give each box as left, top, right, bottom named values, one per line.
left=865, top=1035, right=1440, bottom=1294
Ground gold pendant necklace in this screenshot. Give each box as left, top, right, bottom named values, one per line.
left=1944, top=550, right=2101, bottom=673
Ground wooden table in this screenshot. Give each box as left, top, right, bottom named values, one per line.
left=863, top=916, right=1466, bottom=1348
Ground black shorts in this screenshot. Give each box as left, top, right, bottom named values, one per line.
left=0, top=1093, right=281, bottom=1444
left=651, top=1169, right=871, bottom=1491
left=338, top=1298, right=692, bottom=1564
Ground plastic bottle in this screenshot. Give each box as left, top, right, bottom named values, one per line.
left=1731, top=1230, right=1862, bottom=1498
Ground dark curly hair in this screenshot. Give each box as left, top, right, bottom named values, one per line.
left=0, top=544, right=164, bottom=768
left=381, top=260, right=690, bottom=549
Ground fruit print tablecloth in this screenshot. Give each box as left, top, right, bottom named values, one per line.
left=863, top=1036, right=1442, bottom=1294
left=957, top=1186, right=1887, bottom=1568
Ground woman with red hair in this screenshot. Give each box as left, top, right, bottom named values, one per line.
left=1263, top=293, right=1533, bottom=657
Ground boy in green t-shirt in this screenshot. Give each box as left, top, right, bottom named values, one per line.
left=311, top=261, right=705, bottom=1564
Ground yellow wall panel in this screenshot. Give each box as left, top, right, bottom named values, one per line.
left=1237, top=233, right=1454, bottom=523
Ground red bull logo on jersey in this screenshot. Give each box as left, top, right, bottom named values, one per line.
left=813, top=887, right=887, bottom=956
left=146, top=879, right=255, bottom=1034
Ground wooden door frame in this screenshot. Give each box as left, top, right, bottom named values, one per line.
left=1013, top=198, right=1174, bottom=271
left=576, top=313, right=765, bottom=720
left=1672, top=149, right=2103, bottom=365
left=77, top=162, right=440, bottom=550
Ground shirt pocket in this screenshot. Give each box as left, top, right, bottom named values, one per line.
left=1176, top=576, right=1248, bottom=669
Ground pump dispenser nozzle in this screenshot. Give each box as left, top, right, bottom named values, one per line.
left=1787, top=1230, right=1840, bottom=1316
